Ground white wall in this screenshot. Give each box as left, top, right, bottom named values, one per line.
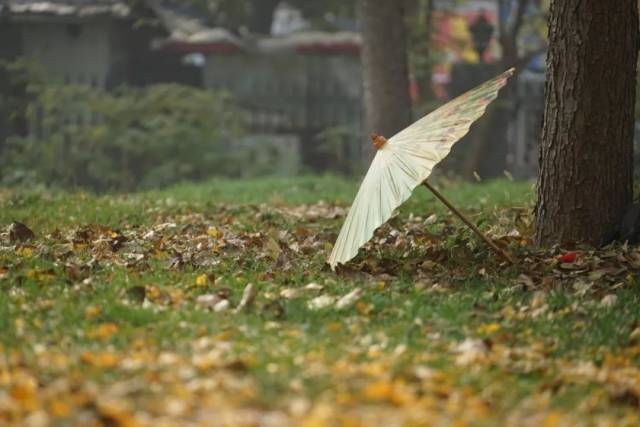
left=203, top=53, right=362, bottom=131
left=21, top=20, right=111, bottom=87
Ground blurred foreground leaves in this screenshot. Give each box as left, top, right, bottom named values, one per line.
left=1, top=185, right=640, bottom=426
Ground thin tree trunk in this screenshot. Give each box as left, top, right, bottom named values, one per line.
left=248, top=0, right=280, bottom=34
left=535, top=0, right=639, bottom=246
left=358, top=0, right=412, bottom=138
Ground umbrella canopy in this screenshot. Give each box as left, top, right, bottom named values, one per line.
left=328, top=68, right=515, bottom=270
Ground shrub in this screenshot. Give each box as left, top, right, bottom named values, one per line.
left=1, top=82, right=245, bottom=191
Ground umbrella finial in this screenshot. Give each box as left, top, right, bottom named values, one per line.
left=370, top=133, right=388, bottom=150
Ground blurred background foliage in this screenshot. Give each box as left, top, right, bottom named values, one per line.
left=0, top=59, right=245, bottom=191
left=4, top=0, right=633, bottom=193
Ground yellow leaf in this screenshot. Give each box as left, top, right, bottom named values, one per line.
left=207, top=226, right=223, bottom=239
left=301, top=405, right=333, bottom=427
left=301, top=416, right=329, bottom=427
left=362, top=362, right=386, bottom=376
left=81, top=351, right=119, bottom=368
left=355, top=301, right=373, bottom=315
left=339, top=415, right=366, bottom=427
left=73, top=243, right=87, bottom=251
left=195, top=274, right=208, bottom=286
left=362, top=379, right=415, bottom=405
left=168, top=288, right=184, bottom=306
left=153, top=250, right=169, bottom=260
left=15, top=246, right=33, bottom=257
left=363, top=380, right=394, bottom=401
left=50, top=399, right=72, bottom=417
left=501, top=305, right=516, bottom=319
left=477, top=323, right=501, bottom=335
left=88, top=323, right=119, bottom=341
left=215, top=330, right=235, bottom=341
left=327, top=322, right=341, bottom=333
left=265, top=237, right=282, bottom=259
left=26, top=268, right=55, bottom=283
left=98, top=401, right=142, bottom=427
left=543, top=412, right=562, bottom=427
left=335, top=392, right=355, bottom=405
left=10, top=377, right=38, bottom=410
left=84, top=305, right=102, bottom=319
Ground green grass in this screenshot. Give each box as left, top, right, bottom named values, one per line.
left=0, top=176, right=534, bottom=230
left=1, top=176, right=639, bottom=426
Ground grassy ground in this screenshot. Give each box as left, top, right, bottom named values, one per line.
left=1, top=176, right=640, bottom=427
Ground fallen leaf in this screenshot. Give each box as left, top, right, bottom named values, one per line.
left=84, top=306, right=102, bottom=319
left=308, top=295, right=336, bottom=310
left=235, top=283, right=257, bottom=313
left=336, top=288, right=363, bottom=310
left=558, top=252, right=577, bottom=263
left=280, top=288, right=301, bottom=299
left=363, top=380, right=394, bottom=401
left=356, top=301, right=374, bottom=315
left=477, top=323, right=500, bottom=335
left=97, top=400, right=142, bottom=427
left=195, top=274, right=208, bottom=287
left=304, top=282, right=324, bottom=292
left=265, top=237, right=282, bottom=259
left=454, top=338, right=488, bottom=366
left=516, top=274, right=535, bottom=288
left=214, top=299, right=230, bottom=313
left=80, top=352, right=119, bottom=368
left=600, top=294, right=618, bottom=308
left=531, top=291, right=547, bottom=309
left=88, top=323, right=119, bottom=341
left=10, top=377, right=38, bottom=410
left=9, top=221, right=35, bottom=243
left=206, top=226, right=223, bottom=239
left=196, top=294, right=222, bottom=309
left=15, top=246, right=34, bottom=257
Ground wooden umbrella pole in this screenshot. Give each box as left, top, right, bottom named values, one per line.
left=422, top=181, right=515, bottom=265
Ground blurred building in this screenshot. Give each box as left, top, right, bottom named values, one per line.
left=0, top=1, right=363, bottom=175
left=271, top=1, right=309, bottom=36
left=0, top=0, right=200, bottom=88
left=161, top=15, right=364, bottom=174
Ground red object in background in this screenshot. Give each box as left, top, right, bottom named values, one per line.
left=409, top=75, right=419, bottom=102
left=558, top=252, right=577, bottom=263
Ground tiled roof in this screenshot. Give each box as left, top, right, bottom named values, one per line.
left=3, top=0, right=131, bottom=17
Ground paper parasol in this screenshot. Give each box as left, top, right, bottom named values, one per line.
left=328, top=68, right=515, bottom=270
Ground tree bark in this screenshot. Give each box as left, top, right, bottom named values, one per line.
left=535, top=0, right=639, bottom=246
left=358, top=0, right=412, bottom=138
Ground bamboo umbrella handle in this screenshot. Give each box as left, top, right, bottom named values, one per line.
left=422, top=181, right=515, bottom=265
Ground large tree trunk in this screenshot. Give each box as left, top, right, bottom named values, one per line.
left=535, top=0, right=639, bottom=246
left=358, top=0, right=412, bottom=138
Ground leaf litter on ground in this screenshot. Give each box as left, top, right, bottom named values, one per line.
left=0, top=179, right=639, bottom=426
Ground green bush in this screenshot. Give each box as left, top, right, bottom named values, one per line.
left=1, top=82, right=245, bottom=191
left=0, top=58, right=45, bottom=159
